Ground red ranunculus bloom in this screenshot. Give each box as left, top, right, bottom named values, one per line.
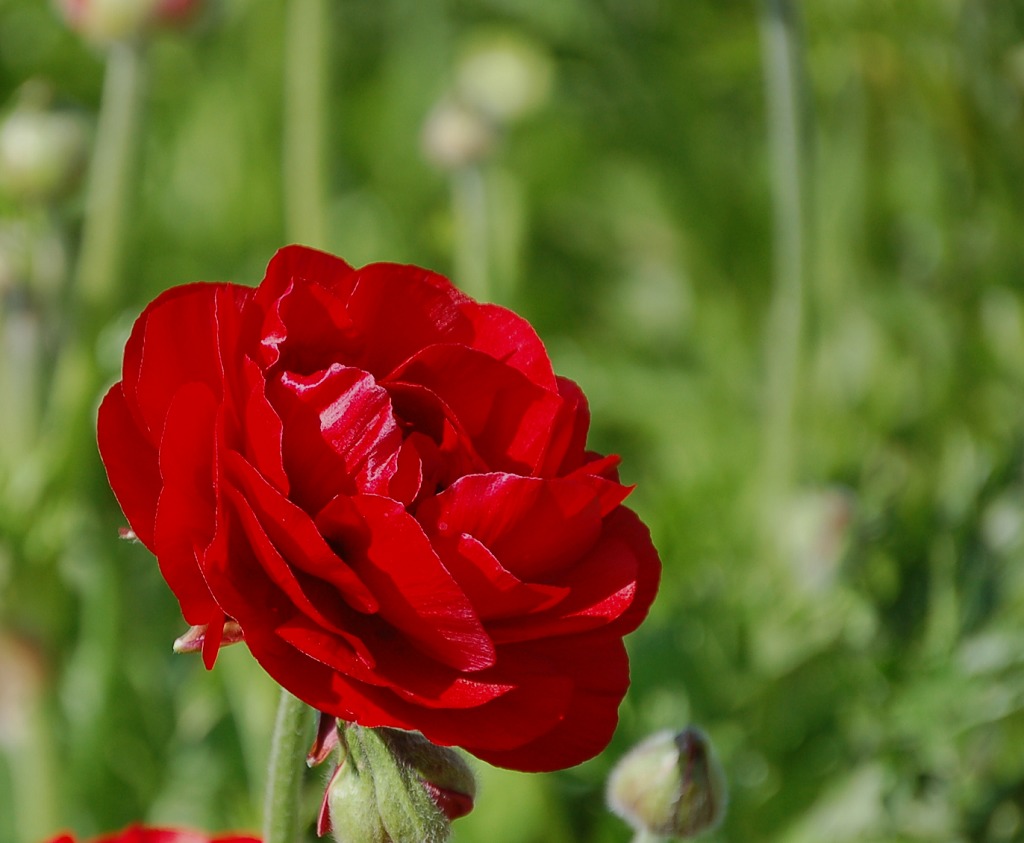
left=98, top=246, right=660, bottom=771
left=47, top=826, right=259, bottom=843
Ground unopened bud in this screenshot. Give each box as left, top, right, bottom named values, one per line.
left=454, top=31, right=553, bottom=124
left=377, top=728, right=476, bottom=821
left=57, top=0, right=206, bottom=43
left=607, top=727, right=727, bottom=839
left=0, top=90, right=88, bottom=204
left=421, top=99, right=496, bottom=171
left=322, top=725, right=475, bottom=843
left=58, top=0, right=159, bottom=43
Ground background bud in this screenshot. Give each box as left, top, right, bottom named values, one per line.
left=454, top=31, right=553, bottom=124
left=57, top=0, right=206, bottom=43
left=0, top=85, right=89, bottom=204
left=57, top=0, right=160, bottom=43
left=607, top=727, right=727, bottom=839
left=420, top=98, right=496, bottom=171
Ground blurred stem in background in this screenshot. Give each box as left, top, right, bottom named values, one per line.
left=40, top=33, right=147, bottom=834
left=0, top=32, right=149, bottom=837
left=283, top=0, right=328, bottom=248
left=421, top=94, right=498, bottom=303
left=451, top=164, right=491, bottom=301
left=757, top=0, right=810, bottom=554
left=74, top=40, right=147, bottom=316
left=44, top=38, right=148, bottom=463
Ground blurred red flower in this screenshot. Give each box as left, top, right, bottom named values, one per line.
left=47, top=826, right=258, bottom=843
left=97, top=245, right=660, bottom=771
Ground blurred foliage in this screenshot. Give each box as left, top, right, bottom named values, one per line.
left=2, top=1, right=1024, bottom=842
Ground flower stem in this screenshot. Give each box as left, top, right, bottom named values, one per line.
left=451, top=165, right=490, bottom=301
left=33, top=41, right=146, bottom=489
left=630, top=831, right=664, bottom=843
left=757, top=0, right=808, bottom=541
left=283, top=0, right=328, bottom=247
left=74, top=39, right=147, bottom=316
left=263, top=689, right=313, bottom=843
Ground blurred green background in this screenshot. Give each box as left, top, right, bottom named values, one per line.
left=3, top=0, right=1024, bottom=841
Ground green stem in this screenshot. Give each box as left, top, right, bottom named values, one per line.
left=263, top=689, right=313, bottom=843
left=283, top=0, right=328, bottom=247
left=630, top=831, right=665, bottom=843
left=757, top=0, right=808, bottom=538
left=451, top=165, right=490, bottom=301
left=74, top=39, right=147, bottom=315
left=37, top=41, right=147, bottom=487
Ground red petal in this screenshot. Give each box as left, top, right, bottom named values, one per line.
left=537, top=376, right=592, bottom=476
left=344, top=263, right=473, bottom=378
left=317, top=765, right=340, bottom=836
left=152, top=382, right=221, bottom=624
left=223, top=449, right=378, bottom=614
left=487, top=507, right=661, bottom=644
left=276, top=617, right=511, bottom=708
left=307, top=711, right=340, bottom=767
left=239, top=355, right=288, bottom=493
left=388, top=436, right=424, bottom=506
left=97, top=384, right=160, bottom=548
left=265, top=244, right=357, bottom=296
left=269, top=365, right=401, bottom=513
left=417, top=473, right=611, bottom=581
left=429, top=532, right=568, bottom=622
left=388, top=345, right=563, bottom=474
left=121, top=283, right=249, bottom=440
left=316, top=494, right=495, bottom=672
left=422, top=781, right=475, bottom=820
left=250, top=247, right=357, bottom=372
left=465, top=635, right=631, bottom=772
left=462, top=302, right=557, bottom=390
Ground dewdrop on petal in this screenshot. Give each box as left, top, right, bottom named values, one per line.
left=607, top=727, right=727, bottom=839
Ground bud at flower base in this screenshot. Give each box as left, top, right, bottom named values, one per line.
left=607, top=727, right=727, bottom=839
left=322, top=724, right=476, bottom=843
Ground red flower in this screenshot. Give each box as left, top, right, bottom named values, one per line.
left=46, top=826, right=258, bottom=843
left=97, top=246, right=660, bottom=772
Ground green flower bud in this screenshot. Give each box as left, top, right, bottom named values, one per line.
left=377, top=728, right=476, bottom=821
left=607, top=727, right=727, bottom=839
left=324, top=725, right=476, bottom=843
